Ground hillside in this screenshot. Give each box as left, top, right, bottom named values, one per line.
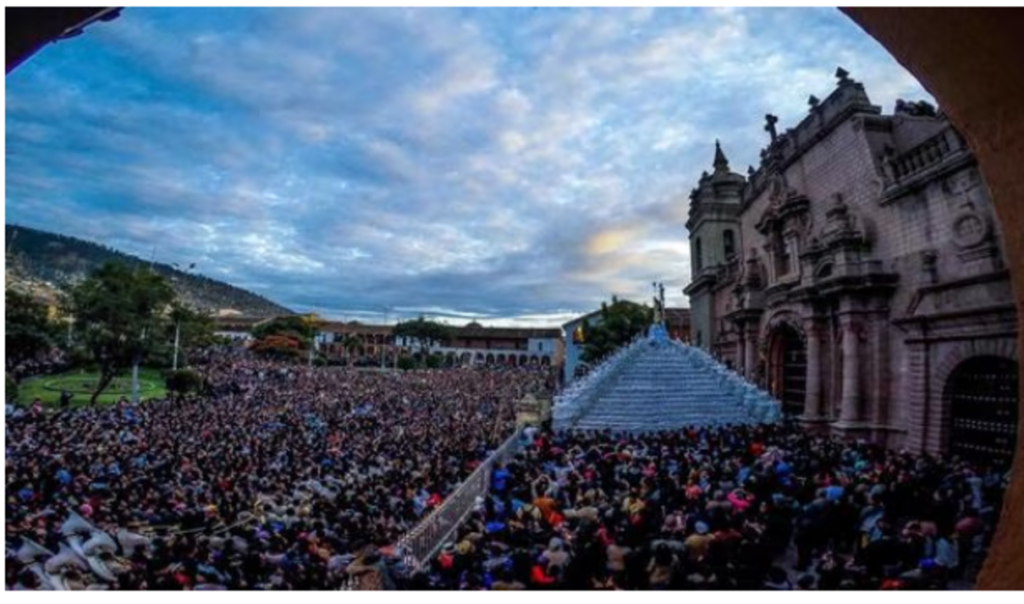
left=5, top=224, right=292, bottom=318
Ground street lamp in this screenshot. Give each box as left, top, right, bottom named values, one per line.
left=380, top=306, right=392, bottom=369
left=307, top=309, right=320, bottom=368
left=171, top=262, right=197, bottom=371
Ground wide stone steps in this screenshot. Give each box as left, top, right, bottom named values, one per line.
left=553, top=337, right=781, bottom=432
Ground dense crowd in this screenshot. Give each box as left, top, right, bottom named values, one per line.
left=4, top=354, right=1012, bottom=591
left=420, top=425, right=1009, bottom=591
left=7, top=347, right=68, bottom=382
left=5, top=358, right=553, bottom=590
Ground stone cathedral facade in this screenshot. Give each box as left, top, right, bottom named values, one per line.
left=684, top=68, right=1018, bottom=465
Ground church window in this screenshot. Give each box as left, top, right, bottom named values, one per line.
left=724, top=229, right=735, bottom=258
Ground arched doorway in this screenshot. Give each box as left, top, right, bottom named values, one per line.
left=945, top=356, right=1019, bottom=469
left=767, top=324, right=807, bottom=417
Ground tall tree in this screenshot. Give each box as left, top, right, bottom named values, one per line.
left=252, top=315, right=314, bottom=346
left=250, top=313, right=322, bottom=363
left=580, top=297, right=653, bottom=364
left=66, top=262, right=176, bottom=405
left=392, top=315, right=453, bottom=357
left=5, top=288, right=56, bottom=370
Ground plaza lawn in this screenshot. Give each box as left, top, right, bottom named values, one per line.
left=16, top=368, right=168, bottom=407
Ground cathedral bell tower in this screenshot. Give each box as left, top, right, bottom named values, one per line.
left=683, top=140, right=746, bottom=351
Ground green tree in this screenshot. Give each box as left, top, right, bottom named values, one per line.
left=392, top=316, right=453, bottom=359
left=5, top=288, right=57, bottom=370
left=580, top=296, right=653, bottom=364
left=65, top=262, right=176, bottom=405
left=165, top=368, right=204, bottom=399
left=425, top=353, right=445, bottom=369
left=252, top=315, right=316, bottom=348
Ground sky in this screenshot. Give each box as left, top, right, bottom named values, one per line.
left=4, top=7, right=931, bottom=326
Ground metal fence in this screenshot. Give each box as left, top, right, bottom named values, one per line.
left=395, top=426, right=525, bottom=570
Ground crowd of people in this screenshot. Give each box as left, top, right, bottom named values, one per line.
left=4, top=351, right=1012, bottom=591
left=5, top=356, right=553, bottom=590
left=419, top=425, right=1008, bottom=591
left=7, top=347, right=68, bottom=382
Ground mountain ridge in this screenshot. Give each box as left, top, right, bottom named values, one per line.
left=5, top=224, right=292, bottom=318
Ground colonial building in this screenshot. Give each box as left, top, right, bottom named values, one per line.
left=317, top=321, right=563, bottom=368
left=320, top=321, right=398, bottom=364
left=215, top=316, right=564, bottom=368
left=684, top=68, right=1018, bottom=465
left=398, top=322, right=563, bottom=368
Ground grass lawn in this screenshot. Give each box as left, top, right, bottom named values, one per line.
left=17, top=367, right=168, bottom=407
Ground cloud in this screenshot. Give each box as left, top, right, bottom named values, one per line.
left=4, top=7, right=931, bottom=324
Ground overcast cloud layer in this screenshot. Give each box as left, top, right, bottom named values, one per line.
left=4, top=7, right=930, bottom=326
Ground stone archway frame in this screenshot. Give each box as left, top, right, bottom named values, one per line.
left=930, top=339, right=1019, bottom=454
left=757, top=309, right=807, bottom=362
left=841, top=7, right=1024, bottom=588
left=758, top=309, right=807, bottom=401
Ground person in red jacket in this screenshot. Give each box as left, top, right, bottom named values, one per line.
left=530, top=559, right=556, bottom=587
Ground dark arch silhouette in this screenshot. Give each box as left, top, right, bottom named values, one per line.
left=843, top=8, right=1024, bottom=588
left=8, top=6, right=1024, bottom=588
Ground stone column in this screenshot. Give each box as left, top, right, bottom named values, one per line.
left=803, top=320, right=824, bottom=420
left=737, top=329, right=747, bottom=376
left=744, top=328, right=757, bottom=381
left=838, top=317, right=861, bottom=424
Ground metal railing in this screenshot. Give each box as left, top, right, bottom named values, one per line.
left=395, top=426, right=525, bottom=569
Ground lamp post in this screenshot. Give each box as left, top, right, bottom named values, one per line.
left=307, top=309, right=322, bottom=368
left=380, top=306, right=391, bottom=369
left=308, top=316, right=315, bottom=368
left=170, top=262, right=197, bottom=372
